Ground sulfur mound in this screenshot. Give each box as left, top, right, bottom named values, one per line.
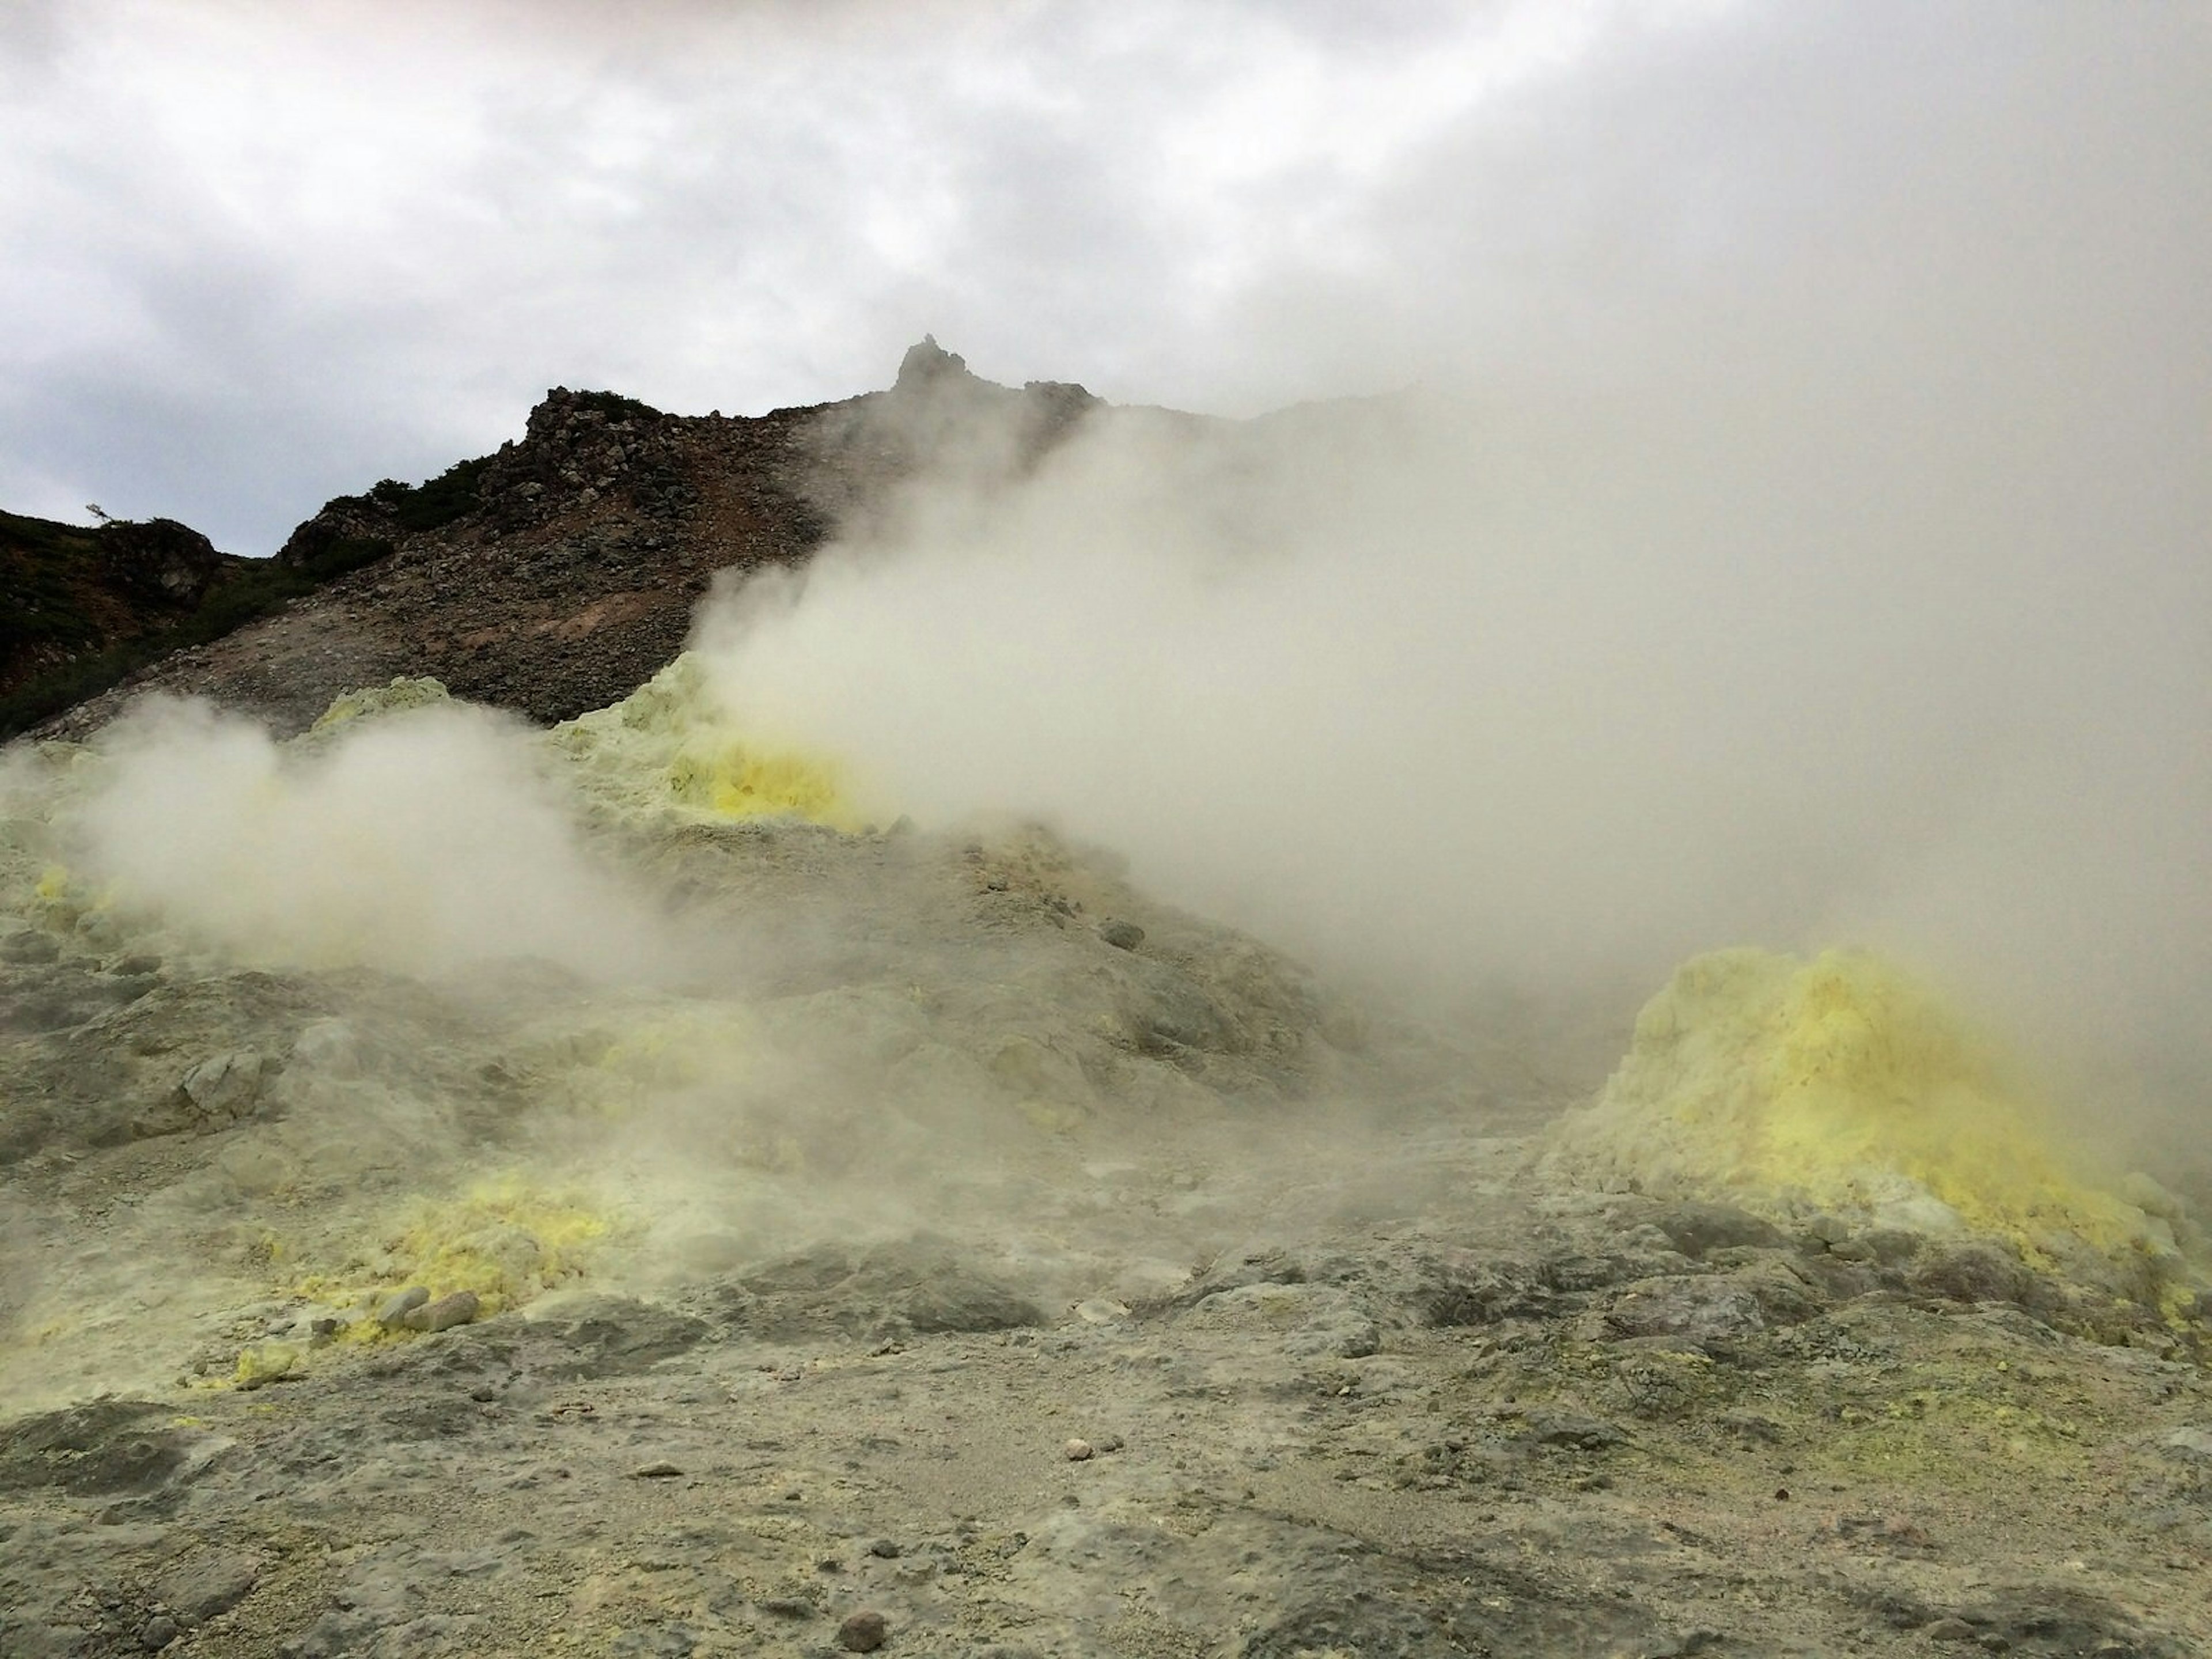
left=305, top=675, right=453, bottom=736
left=1547, top=948, right=2207, bottom=1319
left=549, top=653, right=862, bottom=828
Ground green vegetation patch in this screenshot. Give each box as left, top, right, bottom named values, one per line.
left=361, top=453, right=491, bottom=535
left=0, top=531, right=394, bottom=742
left=0, top=510, right=111, bottom=662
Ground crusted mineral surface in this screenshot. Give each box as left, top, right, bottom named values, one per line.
left=0, top=694, right=2206, bottom=1658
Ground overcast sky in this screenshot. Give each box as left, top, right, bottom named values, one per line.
left=1, top=1, right=2205, bottom=554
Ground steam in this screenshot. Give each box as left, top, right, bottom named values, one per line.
left=695, top=354, right=2210, bottom=1092
left=71, top=696, right=664, bottom=981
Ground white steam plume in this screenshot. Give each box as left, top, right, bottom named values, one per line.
left=695, top=354, right=2210, bottom=1091
left=70, top=697, right=663, bottom=981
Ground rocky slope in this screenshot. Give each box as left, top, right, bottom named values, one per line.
left=1, top=661, right=2207, bottom=1657
left=30, top=339, right=1112, bottom=742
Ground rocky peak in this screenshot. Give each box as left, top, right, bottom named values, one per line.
left=894, top=334, right=972, bottom=392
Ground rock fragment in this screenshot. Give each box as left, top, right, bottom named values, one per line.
left=1098, top=920, right=1145, bottom=951
left=232, top=1342, right=299, bottom=1390
left=1063, top=1438, right=1094, bottom=1461
left=401, top=1290, right=480, bottom=1334
left=0, top=931, right=61, bottom=964
left=179, top=1050, right=266, bottom=1124
left=156, top=1554, right=260, bottom=1622
left=377, top=1287, right=430, bottom=1329
left=838, top=1609, right=890, bottom=1652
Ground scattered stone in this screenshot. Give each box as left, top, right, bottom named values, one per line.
left=401, top=1290, right=480, bottom=1334
left=1098, top=920, right=1145, bottom=950
left=2158, top=1426, right=2212, bottom=1461
left=1719, top=1411, right=1783, bottom=1444
left=838, top=1609, right=890, bottom=1652
left=757, top=1597, right=813, bottom=1618
left=178, top=1049, right=266, bottom=1124
left=233, top=1342, right=299, bottom=1390
left=156, top=1553, right=260, bottom=1621
left=1064, top=1438, right=1094, bottom=1461
left=0, top=931, right=61, bottom=964
left=1925, top=1617, right=1978, bottom=1641
left=1652, top=1203, right=1787, bottom=1259
left=138, top=1615, right=179, bottom=1650
left=1608, top=1277, right=1765, bottom=1343
left=530, top=1297, right=710, bottom=1379
left=377, top=1287, right=431, bottom=1329
left=867, top=1539, right=902, bottom=1559
left=1093, top=1431, right=1125, bottom=1453
left=631, top=1461, right=685, bottom=1479
left=1912, top=1244, right=2032, bottom=1308
left=1522, top=1411, right=1625, bottom=1451
left=1286, top=1309, right=1382, bottom=1359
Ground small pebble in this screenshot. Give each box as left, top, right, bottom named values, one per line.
left=1924, top=1618, right=1977, bottom=1642
left=631, top=1461, right=685, bottom=1479
left=759, top=1596, right=813, bottom=1618
left=838, top=1609, right=890, bottom=1652
left=867, top=1539, right=902, bottom=1559
left=1063, top=1438, right=1094, bottom=1461
left=138, top=1615, right=179, bottom=1651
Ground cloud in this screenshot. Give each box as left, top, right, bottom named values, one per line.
left=0, top=0, right=1729, bottom=547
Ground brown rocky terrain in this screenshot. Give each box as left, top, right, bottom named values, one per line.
left=30, top=339, right=1111, bottom=742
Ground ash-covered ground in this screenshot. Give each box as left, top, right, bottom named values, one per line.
left=1, top=672, right=2207, bottom=1659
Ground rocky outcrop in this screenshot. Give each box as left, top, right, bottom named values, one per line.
left=1, top=508, right=249, bottom=703
left=27, top=343, right=1123, bottom=739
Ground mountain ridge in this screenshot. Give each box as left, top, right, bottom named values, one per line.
left=9, top=341, right=1123, bottom=742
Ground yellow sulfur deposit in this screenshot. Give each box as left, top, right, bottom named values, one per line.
left=1551, top=949, right=2203, bottom=1292
left=296, top=1175, right=618, bottom=1329
left=550, top=654, right=864, bottom=830
left=233, top=1342, right=301, bottom=1389
left=306, top=676, right=454, bottom=736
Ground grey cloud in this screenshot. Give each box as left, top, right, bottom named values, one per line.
left=2, top=1, right=2205, bottom=555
